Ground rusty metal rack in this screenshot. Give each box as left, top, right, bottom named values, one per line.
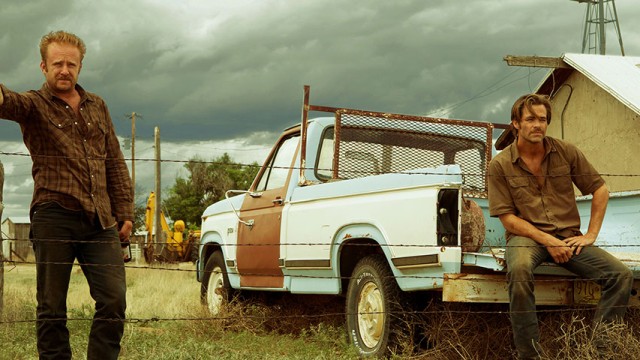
left=300, top=85, right=505, bottom=196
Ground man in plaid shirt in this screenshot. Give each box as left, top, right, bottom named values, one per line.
left=0, top=30, right=133, bottom=360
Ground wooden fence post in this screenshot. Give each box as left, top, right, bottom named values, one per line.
left=1, top=160, right=5, bottom=314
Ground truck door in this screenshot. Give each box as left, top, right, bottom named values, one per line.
left=236, top=132, right=300, bottom=288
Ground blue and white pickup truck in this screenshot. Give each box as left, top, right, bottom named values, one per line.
left=196, top=87, right=640, bottom=357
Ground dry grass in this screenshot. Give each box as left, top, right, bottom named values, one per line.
left=0, top=263, right=355, bottom=359
left=390, top=299, right=640, bottom=360
left=124, top=263, right=201, bottom=319
left=2, top=263, right=639, bottom=359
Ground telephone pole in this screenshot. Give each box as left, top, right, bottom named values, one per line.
left=154, top=127, right=164, bottom=259
left=126, top=112, right=140, bottom=202
left=1, top=161, right=4, bottom=314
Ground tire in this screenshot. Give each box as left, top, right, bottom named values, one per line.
left=200, top=251, right=233, bottom=315
left=346, top=254, right=406, bottom=357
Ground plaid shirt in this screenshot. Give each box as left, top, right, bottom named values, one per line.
left=0, top=83, right=133, bottom=228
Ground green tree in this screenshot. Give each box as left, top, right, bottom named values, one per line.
left=163, top=153, right=260, bottom=227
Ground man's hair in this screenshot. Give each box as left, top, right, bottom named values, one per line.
left=39, top=30, right=87, bottom=62
left=511, top=94, right=552, bottom=124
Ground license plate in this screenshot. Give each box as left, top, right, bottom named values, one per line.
left=574, top=280, right=601, bottom=305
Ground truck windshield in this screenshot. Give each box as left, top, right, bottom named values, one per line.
left=255, top=134, right=300, bottom=191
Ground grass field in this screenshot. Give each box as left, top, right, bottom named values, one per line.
left=1, top=263, right=639, bottom=359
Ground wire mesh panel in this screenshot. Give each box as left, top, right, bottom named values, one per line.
left=333, top=109, right=493, bottom=196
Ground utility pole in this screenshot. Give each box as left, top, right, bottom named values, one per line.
left=129, top=112, right=137, bottom=201
left=125, top=112, right=141, bottom=204
left=572, top=0, right=625, bottom=55
left=0, top=161, right=5, bottom=314
left=154, top=127, right=164, bottom=259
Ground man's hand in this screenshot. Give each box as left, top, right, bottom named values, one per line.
left=564, top=233, right=597, bottom=256
left=118, top=220, right=133, bottom=242
left=499, top=213, right=576, bottom=263
left=545, top=237, right=574, bottom=263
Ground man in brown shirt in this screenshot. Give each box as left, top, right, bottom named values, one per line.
left=0, top=31, right=132, bottom=360
left=488, top=94, right=632, bottom=360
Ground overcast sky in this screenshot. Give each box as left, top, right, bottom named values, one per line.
left=1, top=0, right=640, bottom=222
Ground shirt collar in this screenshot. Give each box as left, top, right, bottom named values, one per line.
left=509, top=137, right=556, bottom=164
left=40, top=83, right=91, bottom=103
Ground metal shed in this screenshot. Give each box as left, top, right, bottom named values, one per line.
left=1, top=217, right=32, bottom=261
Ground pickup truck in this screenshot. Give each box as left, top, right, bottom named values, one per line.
left=196, top=86, right=640, bottom=357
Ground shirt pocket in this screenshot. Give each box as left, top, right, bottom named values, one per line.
left=548, top=165, right=574, bottom=195
left=508, top=176, right=531, bottom=202
left=47, top=117, right=74, bottom=144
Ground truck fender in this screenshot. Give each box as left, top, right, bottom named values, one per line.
left=331, top=223, right=398, bottom=293
left=197, top=231, right=224, bottom=282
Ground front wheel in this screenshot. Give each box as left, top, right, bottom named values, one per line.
left=346, top=254, right=406, bottom=357
left=200, top=251, right=233, bottom=314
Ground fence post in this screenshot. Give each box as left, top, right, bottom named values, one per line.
left=1, top=160, right=5, bottom=314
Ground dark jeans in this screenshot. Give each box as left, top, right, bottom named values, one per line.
left=31, top=202, right=126, bottom=360
left=506, top=236, right=633, bottom=360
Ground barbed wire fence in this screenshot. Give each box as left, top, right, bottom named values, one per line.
left=1, top=151, right=640, bottom=329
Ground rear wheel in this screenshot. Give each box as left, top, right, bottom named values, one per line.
left=201, top=251, right=233, bottom=314
left=346, top=254, right=406, bottom=357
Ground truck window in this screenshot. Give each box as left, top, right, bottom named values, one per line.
left=255, top=134, right=300, bottom=191
left=316, top=127, right=334, bottom=181
left=388, top=146, right=445, bottom=173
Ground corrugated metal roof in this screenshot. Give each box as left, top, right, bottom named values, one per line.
left=554, top=53, right=640, bottom=116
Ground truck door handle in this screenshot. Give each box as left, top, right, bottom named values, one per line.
left=272, top=197, right=283, bottom=205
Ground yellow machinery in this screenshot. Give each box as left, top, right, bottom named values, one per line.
left=144, top=192, right=200, bottom=263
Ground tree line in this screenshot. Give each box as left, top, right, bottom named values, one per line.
left=134, top=153, right=260, bottom=231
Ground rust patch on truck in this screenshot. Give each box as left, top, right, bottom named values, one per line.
left=443, top=274, right=573, bottom=305
left=460, top=198, right=485, bottom=252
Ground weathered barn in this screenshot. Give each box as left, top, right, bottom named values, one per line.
left=497, top=53, right=640, bottom=192
left=1, top=217, right=32, bottom=261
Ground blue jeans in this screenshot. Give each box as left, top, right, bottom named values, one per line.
left=31, top=202, right=126, bottom=360
left=506, top=236, right=633, bottom=359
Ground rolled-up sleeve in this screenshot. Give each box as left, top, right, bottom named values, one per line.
left=566, top=142, right=605, bottom=195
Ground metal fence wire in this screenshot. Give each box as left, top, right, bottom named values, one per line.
left=333, top=109, right=494, bottom=196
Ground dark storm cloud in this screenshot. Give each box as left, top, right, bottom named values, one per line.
left=2, top=0, right=640, bottom=219
left=3, top=0, right=639, bottom=143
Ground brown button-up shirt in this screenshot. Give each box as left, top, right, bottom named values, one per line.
left=488, top=137, right=604, bottom=240
left=0, top=83, right=133, bottom=228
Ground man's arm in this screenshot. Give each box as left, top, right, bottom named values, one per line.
left=0, top=85, right=34, bottom=123
left=499, top=213, right=575, bottom=263
left=564, top=183, right=609, bottom=255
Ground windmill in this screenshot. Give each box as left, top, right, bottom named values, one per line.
left=572, top=0, right=625, bottom=55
